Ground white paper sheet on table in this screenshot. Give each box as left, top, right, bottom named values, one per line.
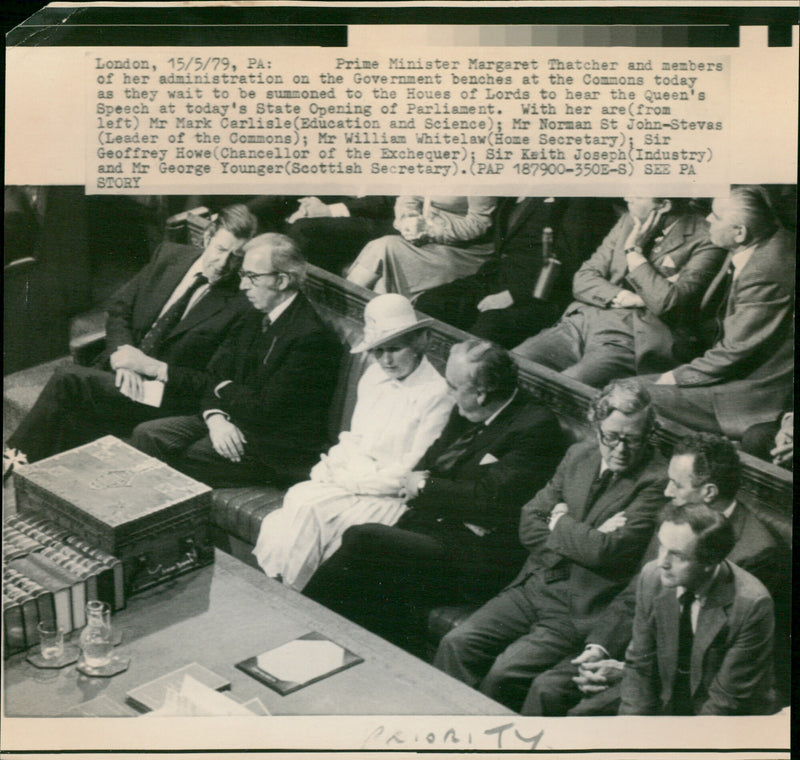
left=147, top=674, right=254, bottom=716
left=256, top=639, right=345, bottom=683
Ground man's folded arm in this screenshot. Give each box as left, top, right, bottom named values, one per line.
left=546, top=475, right=664, bottom=574
left=626, top=237, right=725, bottom=317
left=206, top=333, right=338, bottom=428
left=571, top=216, right=628, bottom=307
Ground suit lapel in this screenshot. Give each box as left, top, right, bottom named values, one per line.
left=167, top=284, right=232, bottom=339
left=611, top=215, right=636, bottom=282
left=460, top=394, right=521, bottom=463
left=141, top=249, right=199, bottom=330
left=650, top=214, right=695, bottom=261
left=700, top=250, right=733, bottom=312
left=572, top=446, right=603, bottom=521
left=726, top=504, right=746, bottom=542
left=656, top=586, right=680, bottom=704
left=260, top=294, right=307, bottom=374
left=690, top=563, right=734, bottom=695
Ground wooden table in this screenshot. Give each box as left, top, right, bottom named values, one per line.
left=4, top=549, right=511, bottom=717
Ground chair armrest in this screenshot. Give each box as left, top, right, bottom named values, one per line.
left=4, top=256, right=38, bottom=274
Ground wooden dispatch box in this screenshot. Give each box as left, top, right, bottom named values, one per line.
left=13, top=436, right=214, bottom=596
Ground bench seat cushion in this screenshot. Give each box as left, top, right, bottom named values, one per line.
left=211, top=486, right=286, bottom=545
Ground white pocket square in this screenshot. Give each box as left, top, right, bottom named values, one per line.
left=479, top=453, right=499, bottom=465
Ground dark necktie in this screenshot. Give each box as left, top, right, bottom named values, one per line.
left=587, top=468, right=614, bottom=506
left=432, top=422, right=483, bottom=474
left=712, top=265, right=735, bottom=340
left=261, top=314, right=272, bottom=333
left=670, top=589, right=695, bottom=715
left=139, top=273, right=208, bottom=356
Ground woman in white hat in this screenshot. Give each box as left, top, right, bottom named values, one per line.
left=253, top=293, right=454, bottom=590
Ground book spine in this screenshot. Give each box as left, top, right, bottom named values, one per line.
left=40, top=546, right=102, bottom=614
left=19, top=554, right=83, bottom=633
left=4, top=567, right=57, bottom=644
left=56, top=536, right=125, bottom=610
left=3, top=594, right=27, bottom=657
left=3, top=585, right=39, bottom=650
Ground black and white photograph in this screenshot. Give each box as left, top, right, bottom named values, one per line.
left=2, top=2, right=795, bottom=758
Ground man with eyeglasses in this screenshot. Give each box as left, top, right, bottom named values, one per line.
left=434, top=378, right=667, bottom=712
left=523, top=432, right=787, bottom=716
left=4, top=204, right=257, bottom=468
left=131, top=233, right=341, bottom=489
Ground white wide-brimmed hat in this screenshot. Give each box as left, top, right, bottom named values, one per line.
left=350, top=293, right=434, bottom=353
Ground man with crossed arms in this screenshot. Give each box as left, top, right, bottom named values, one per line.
left=434, top=379, right=666, bottom=711
left=523, top=432, right=785, bottom=716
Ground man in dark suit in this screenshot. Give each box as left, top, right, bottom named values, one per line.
left=644, top=185, right=794, bottom=438
left=4, top=204, right=257, bottom=465
left=514, top=197, right=725, bottom=387
left=523, top=432, right=787, bottom=716
left=433, top=379, right=666, bottom=711
left=131, top=233, right=341, bottom=488
left=302, top=339, right=565, bottom=653
left=619, top=503, right=774, bottom=715
left=415, top=197, right=616, bottom=348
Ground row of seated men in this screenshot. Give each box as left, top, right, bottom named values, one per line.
left=7, top=186, right=792, bottom=467
left=234, top=188, right=794, bottom=450
left=2, top=194, right=790, bottom=715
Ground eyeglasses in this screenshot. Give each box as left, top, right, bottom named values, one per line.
left=238, top=270, right=281, bottom=285
left=598, top=429, right=647, bottom=449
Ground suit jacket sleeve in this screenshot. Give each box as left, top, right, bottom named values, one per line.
left=202, top=328, right=337, bottom=430
left=427, top=196, right=497, bottom=244
left=698, top=594, right=774, bottom=715
left=545, top=463, right=665, bottom=576
left=619, top=568, right=662, bottom=715
left=104, top=242, right=172, bottom=354
left=161, top=296, right=250, bottom=404
left=343, top=196, right=395, bottom=220
left=517, top=447, right=570, bottom=555
left=672, top=266, right=793, bottom=386
left=626, top=229, right=725, bottom=317
left=571, top=215, right=630, bottom=307
left=587, top=574, right=639, bottom=658
left=411, top=408, right=563, bottom=528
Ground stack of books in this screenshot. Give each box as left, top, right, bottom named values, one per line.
left=2, top=513, right=124, bottom=657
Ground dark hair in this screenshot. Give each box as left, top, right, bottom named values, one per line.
left=450, top=339, right=518, bottom=401
left=215, top=204, right=258, bottom=241
left=659, top=503, right=735, bottom=566
left=661, top=198, right=691, bottom=215
left=673, top=433, right=741, bottom=500
left=243, top=232, right=307, bottom=290
left=588, top=378, right=655, bottom=431
left=727, top=185, right=780, bottom=243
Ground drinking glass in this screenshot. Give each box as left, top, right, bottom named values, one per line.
left=37, top=621, right=64, bottom=661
